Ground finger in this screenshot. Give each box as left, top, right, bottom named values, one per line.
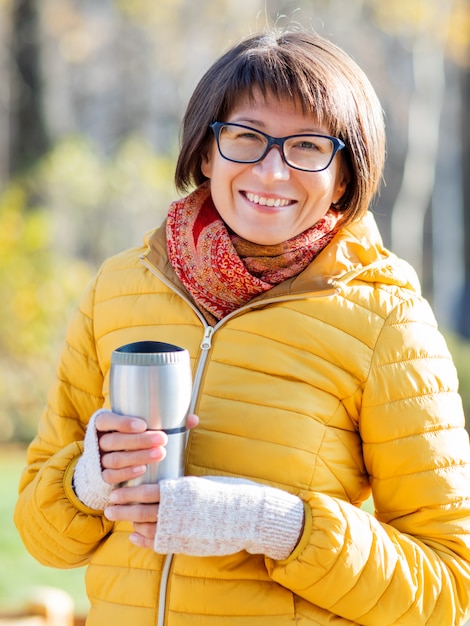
left=104, top=503, right=158, bottom=524
left=101, top=463, right=147, bottom=486
left=95, top=411, right=147, bottom=434
left=110, top=484, right=161, bottom=504
left=129, top=531, right=155, bottom=550
left=133, top=521, right=157, bottom=540
left=101, top=446, right=166, bottom=480
left=99, top=429, right=168, bottom=453
left=187, top=413, right=199, bottom=430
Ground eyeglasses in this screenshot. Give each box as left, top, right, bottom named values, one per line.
left=210, top=122, right=345, bottom=172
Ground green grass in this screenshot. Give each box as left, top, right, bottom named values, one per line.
left=0, top=446, right=88, bottom=615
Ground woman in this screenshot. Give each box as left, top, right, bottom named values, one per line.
left=15, top=29, right=470, bottom=625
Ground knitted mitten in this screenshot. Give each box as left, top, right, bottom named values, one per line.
left=154, top=476, right=304, bottom=560
left=73, top=409, right=114, bottom=510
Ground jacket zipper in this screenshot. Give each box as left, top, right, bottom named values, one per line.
left=190, top=326, right=214, bottom=413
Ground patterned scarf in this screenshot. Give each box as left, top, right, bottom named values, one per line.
left=166, top=183, right=341, bottom=321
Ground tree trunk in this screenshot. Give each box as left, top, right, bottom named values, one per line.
left=458, top=66, right=470, bottom=337
left=390, top=8, right=449, bottom=282
left=9, top=0, right=48, bottom=174
left=0, top=3, right=12, bottom=183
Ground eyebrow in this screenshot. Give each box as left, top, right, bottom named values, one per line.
left=229, top=117, right=326, bottom=135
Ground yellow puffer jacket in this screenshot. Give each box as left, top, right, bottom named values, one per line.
left=15, top=212, right=470, bottom=625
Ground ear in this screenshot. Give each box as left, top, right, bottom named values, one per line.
left=333, top=162, right=350, bottom=204
left=200, top=149, right=213, bottom=179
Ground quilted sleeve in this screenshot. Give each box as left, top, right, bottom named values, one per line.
left=14, top=268, right=114, bottom=568
left=267, top=294, right=470, bottom=625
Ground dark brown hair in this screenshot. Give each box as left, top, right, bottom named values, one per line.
left=175, top=30, right=386, bottom=225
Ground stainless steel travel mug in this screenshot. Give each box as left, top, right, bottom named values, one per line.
left=110, top=340, right=192, bottom=485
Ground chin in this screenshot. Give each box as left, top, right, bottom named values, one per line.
left=240, top=233, right=286, bottom=245
left=232, top=226, right=288, bottom=246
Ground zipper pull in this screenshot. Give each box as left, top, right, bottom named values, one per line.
left=200, top=326, right=214, bottom=350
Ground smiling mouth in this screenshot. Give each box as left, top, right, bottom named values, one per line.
left=244, top=192, right=293, bottom=207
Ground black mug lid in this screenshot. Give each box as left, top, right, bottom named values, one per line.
left=111, top=341, right=188, bottom=366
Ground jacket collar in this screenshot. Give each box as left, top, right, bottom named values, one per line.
left=142, top=212, right=421, bottom=303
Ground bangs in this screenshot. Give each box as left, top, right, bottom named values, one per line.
left=215, top=36, right=351, bottom=135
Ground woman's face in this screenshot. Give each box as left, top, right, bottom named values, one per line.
left=201, top=92, right=349, bottom=245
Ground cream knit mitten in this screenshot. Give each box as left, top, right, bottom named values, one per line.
left=73, top=409, right=114, bottom=510
left=154, top=476, right=304, bottom=560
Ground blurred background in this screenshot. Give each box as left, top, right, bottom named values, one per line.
left=0, top=0, right=469, bottom=620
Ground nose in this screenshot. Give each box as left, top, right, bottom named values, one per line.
left=252, top=146, right=290, bottom=181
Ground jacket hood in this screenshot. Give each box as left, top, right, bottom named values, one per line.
left=319, top=211, right=421, bottom=294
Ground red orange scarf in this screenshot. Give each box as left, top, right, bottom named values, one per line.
left=166, top=183, right=341, bottom=321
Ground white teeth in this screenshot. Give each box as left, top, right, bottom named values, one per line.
left=246, top=192, right=290, bottom=207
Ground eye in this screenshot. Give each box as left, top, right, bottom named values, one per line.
left=292, top=139, right=323, bottom=152
left=221, top=124, right=264, bottom=142
left=289, top=135, right=333, bottom=155
left=233, top=130, right=264, bottom=143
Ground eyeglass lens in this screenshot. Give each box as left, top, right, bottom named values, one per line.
left=216, top=123, right=338, bottom=172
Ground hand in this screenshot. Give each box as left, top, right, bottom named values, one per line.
left=102, top=413, right=199, bottom=546
left=104, top=482, right=161, bottom=549
left=96, top=411, right=167, bottom=486
left=97, top=412, right=199, bottom=486
left=107, top=474, right=304, bottom=559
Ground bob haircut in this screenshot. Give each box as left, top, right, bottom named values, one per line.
left=175, top=30, right=386, bottom=226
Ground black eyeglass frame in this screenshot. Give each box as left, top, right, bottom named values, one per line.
left=210, top=121, right=345, bottom=173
